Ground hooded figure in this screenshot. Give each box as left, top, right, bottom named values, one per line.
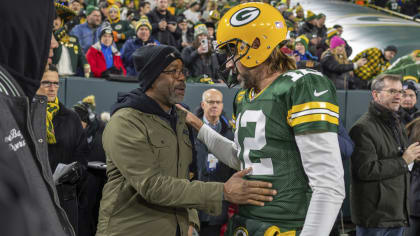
left=0, top=0, right=75, bottom=236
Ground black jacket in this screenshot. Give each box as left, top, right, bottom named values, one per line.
left=297, top=21, right=318, bottom=36
left=84, top=117, right=107, bottom=236
left=0, top=67, right=74, bottom=236
left=350, top=102, right=410, bottom=228
left=320, top=51, right=355, bottom=89
left=316, top=25, right=328, bottom=38
left=48, top=103, right=89, bottom=236
left=49, top=103, right=88, bottom=171
left=0, top=0, right=75, bottom=235
left=194, top=108, right=235, bottom=225
left=181, top=46, right=220, bottom=81
left=400, top=106, right=420, bottom=125
left=175, top=27, right=194, bottom=52
left=147, top=8, right=181, bottom=48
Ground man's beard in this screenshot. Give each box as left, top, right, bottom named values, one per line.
left=239, top=71, right=256, bottom=90
left=168, top=83, right=185, bottom=104
left=168, top=93, right=183, bottom=104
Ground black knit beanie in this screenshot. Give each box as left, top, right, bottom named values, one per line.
left=132, top=45, right=183, bottom=92
left=403, top=80, right=418, bottom=97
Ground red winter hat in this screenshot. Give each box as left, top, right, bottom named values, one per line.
left=330, top=36, right=345, bottom=49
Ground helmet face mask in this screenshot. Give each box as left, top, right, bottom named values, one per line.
left=216, top=39, right=250, bottom=88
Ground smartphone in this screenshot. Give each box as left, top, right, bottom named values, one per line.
left=201, top=38, right=208, bottom=53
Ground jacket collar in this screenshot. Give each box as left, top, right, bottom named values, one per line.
left=92, top=41, right=119, bottom=55
left=370, top=101, right=400, bottom=123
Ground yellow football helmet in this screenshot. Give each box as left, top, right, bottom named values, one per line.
left=216, top=2, right=288, bottom=68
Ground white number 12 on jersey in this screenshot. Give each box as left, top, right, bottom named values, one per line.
left=236, top=110, right=274, bottom=175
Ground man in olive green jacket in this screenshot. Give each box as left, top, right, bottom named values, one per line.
left=350, top=74, right=420, bottom=235
left=97, top=45, right=276, bottom=236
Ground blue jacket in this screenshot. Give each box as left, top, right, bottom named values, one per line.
left=120, top=37, right=160, bottom=76
left=294, top=50, right=318, bottom=61
left=338, top=122, right=354, bottom=160
left=70, top=23, right=99, bottom=54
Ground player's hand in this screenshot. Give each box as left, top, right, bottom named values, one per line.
left=175, top=104, right=204, bottom=131
left=403, top=142, right=420, bottom=164
left=223, top=167, right=277, bottom=206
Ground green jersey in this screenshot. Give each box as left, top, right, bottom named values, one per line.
left=233, top=69, right=339, bottom=231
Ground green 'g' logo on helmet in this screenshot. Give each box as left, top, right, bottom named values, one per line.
left=230, top=7, right=260, bottom=27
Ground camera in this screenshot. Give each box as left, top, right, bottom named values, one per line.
left=201, top=38, right=208, bottom=53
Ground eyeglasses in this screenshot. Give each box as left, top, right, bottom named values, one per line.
left=205, top=100, right=223, bottom=105
left=40, top=81, right=59, bottom=87
left=162, top=68, right=188, bottom=77
left=380, top=89, right=403, bottom=96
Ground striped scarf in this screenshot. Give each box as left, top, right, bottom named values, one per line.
left=46, top=97, right=60, bottom=144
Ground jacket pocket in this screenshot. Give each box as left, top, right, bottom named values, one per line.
left=149, top=135, right=174, bottom=171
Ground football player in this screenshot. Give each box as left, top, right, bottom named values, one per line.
left=179, top=2, right=345, bottom=236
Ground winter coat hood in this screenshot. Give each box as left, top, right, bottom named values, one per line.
left=0, top=0, right=54, bottom=99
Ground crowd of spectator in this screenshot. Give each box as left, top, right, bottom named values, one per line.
left=359, top=0, right=420, bottom=17
left=53, top=0, right=419, bottom=91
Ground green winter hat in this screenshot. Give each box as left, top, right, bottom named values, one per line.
left=306, top=10, right=317, bottom=22
left=295, top=35, right=309, bottom=51
left=86, top=5, right=99, bottom=16
left=317, top=13, right=326, bottom=19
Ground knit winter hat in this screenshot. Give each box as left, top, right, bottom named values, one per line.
left=133, top=45, right=183, bottom=92
left=85, top=5, right=99, bottom=16
left=99, top=22, right=113, bottom=38
left=295, top=35, right=309, bottom=51
left=194, top=23, right=208, bottom=38
left=327, top=28, right=339, bottom=39
left=403, top=80, right=418, bottom=96
left=330, top=36, right=345, bottom=49
left=317, top=13, right=326, bottom=19
left=135, top=16, right=152, bottom=32
left=306, top=10, right=317, bottom=22
left=295, top=4, right=303, bottom=13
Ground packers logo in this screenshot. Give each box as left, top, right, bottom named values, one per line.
left=230, top=7, right=260, bottom=27
left=233, top=226, right=249, bottom=236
